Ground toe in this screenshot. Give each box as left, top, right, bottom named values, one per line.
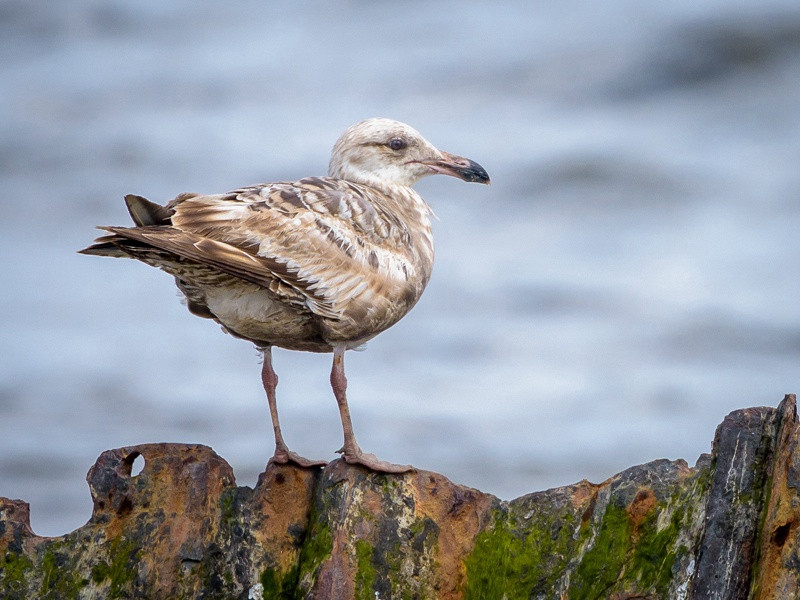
left=270, top=449, right=327, bottom=469
left=343, top=451, right=413, bottom=474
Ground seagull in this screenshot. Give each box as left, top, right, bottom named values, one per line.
left=80, top=118, right=490, bottom=473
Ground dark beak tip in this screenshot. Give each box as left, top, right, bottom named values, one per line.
left=469, top=174, right=491, bottom=185
left=466, top=160, right=491, bottom=185
left=425, top=154, right=490, bottom=184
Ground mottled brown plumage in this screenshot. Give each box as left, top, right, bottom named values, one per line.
left=81, top=118, right=489, bottom=472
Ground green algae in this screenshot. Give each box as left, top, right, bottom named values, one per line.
left=39, top=542, right=89, bottom=600
left=464, top=474, right=705, bottom=600
left=570, top=502, right=676, bottom=598
left=569, top=503, right=633, bottom=599
left=571, top=485, right=701, bottom=599
left=464, top=504, right=579, bottom=599
left=628, top=510, right=685, bottom=590
left=219, top=488, right=238, bottom=528
left=296, top=512, right=333, bottom=584
left=89, top=535, right=142, bottom=598
left=570, top=489, right=699, bottom=599
left=1, top=552, right=34, bottom=600
left=354, top=540, right=377, bottom=600
left=260, top=564, right=300, bottom=599
left=408, top=516, right=439, bottom=556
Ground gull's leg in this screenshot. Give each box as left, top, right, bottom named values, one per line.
left=261, top=347, right=326, bottom=468
left=331, top=346, right=412, bottom=473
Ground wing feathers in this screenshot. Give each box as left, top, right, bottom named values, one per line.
left=98, top=226, right=340, bottom=319
left=85, top=177, right=432, bottom=327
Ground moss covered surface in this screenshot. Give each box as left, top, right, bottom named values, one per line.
left=1, top=551, right=34, bottom=600
left=296, top=500, right=334, bottom=587
left=260, top=564, right=299, bottom=599
left=88, top=535, right=143, bottom=598
left=2, top=401, right=794, bottom=600
left=0, top=461, right=709, bottom=600
left=0, top=455, right=734, bottom=600
left=354, top=539, right=378, bottom=600
left=464, top=502, right=580, bottom=598
left=569, top=500, right=686, bottom=599
left=464, top=465, right=709, bottom=599
left=40, top=543, right=88, bottom=600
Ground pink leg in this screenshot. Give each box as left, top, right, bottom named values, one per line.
left=261, top=347, right=326, bottom=468
left=331, top=347, right=412, bottom=473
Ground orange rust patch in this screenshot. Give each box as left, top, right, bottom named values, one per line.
left=250, top=463, right=318, bottom=573
left=751, top=397, right=800, bottom=597
left=626, top=488, right=657, bottom=535
left=410, top=469, right=496, bottom=599
left=570, top=480, right=602, bottom=513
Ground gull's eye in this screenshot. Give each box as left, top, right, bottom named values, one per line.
left=387, top=137, right=407, bottom=151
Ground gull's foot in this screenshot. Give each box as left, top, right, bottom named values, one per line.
left=270, top=448, right=327, bottom=469
left=337, top=448, right=414, bottom=474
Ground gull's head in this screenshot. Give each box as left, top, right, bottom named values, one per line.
left=328, top=118, right=490, bottom=189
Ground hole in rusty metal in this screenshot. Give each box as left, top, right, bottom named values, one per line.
left=130, top=454, right=145, bottom=477
left=122, top=451, right=144, bottom=477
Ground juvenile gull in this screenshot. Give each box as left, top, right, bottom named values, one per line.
left=80, top=118, right=490, bottom=473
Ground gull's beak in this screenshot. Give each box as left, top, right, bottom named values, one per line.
left=416, top=151, right=491, bottom=184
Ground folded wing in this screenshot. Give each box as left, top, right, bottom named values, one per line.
left=82, top=177, right=424, bottom=323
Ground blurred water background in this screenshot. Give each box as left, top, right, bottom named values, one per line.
left=2, top=0, right=800, bottom=537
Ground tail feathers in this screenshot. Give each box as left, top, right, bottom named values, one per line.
left=79, top=194, right=173, bottom=256
left=78, top=236, right=131, bottom=258
left=125, top=194, right=174, bottom=226
left=78, top=230, right=157, bottom=258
